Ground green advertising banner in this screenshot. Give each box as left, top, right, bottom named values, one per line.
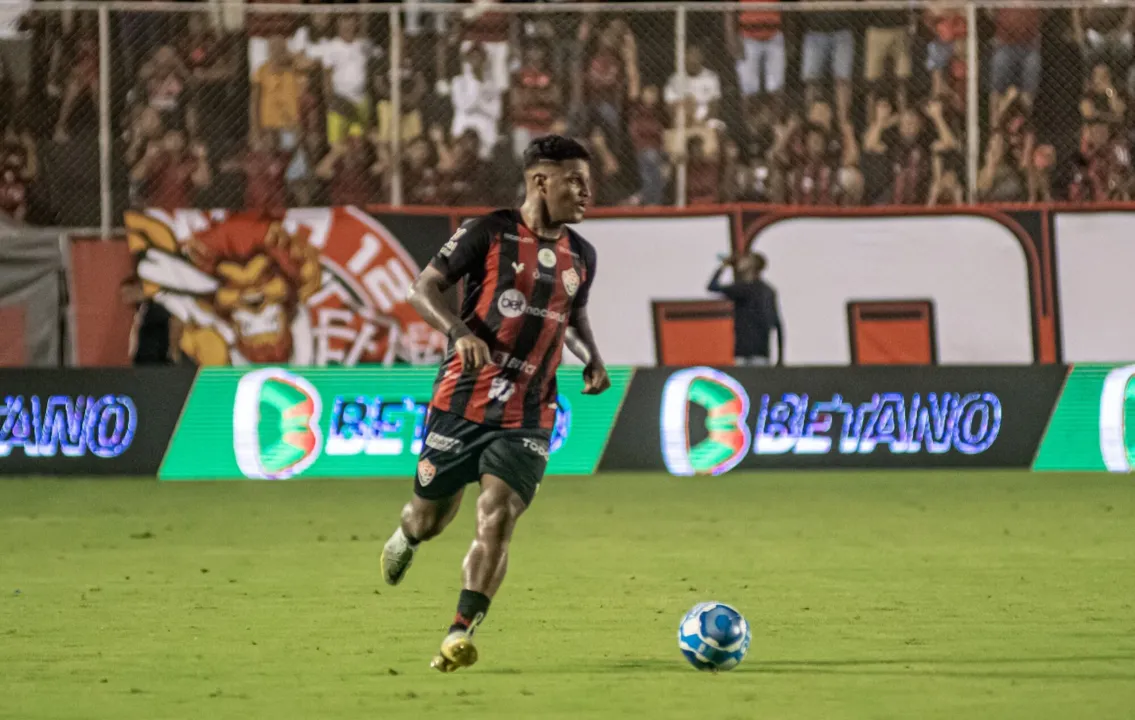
left=1033, top=364, right=1135, bottom=472
left=160, top=366, right=631, bottom=480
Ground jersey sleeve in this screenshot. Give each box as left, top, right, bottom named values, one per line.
left=574, top=240, right=598, bottom=310
left=429, top=217, right=495, bottom=285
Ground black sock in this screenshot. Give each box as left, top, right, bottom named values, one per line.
left=449, top=590, right=491, bottom=634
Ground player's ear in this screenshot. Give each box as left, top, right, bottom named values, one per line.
left=532, top=171, right=548, bottom=194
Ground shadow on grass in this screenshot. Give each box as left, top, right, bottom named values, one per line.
left=497, top=654, right=1135, bottom=682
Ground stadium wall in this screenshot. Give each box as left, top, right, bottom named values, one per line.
left=69, top=206, right=1135, bottom=369
left=4, top=364, right=1132, bottom=477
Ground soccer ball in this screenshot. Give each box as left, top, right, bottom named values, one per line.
left=677, top=602, right=751, bottom=672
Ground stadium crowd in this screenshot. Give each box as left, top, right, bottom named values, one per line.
left=0, top=0, right=1133, bottom=222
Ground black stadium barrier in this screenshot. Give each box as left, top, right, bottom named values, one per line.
left=0, top=367, right=195, bottom=475
left=600, top=366, right=1067, bottom=474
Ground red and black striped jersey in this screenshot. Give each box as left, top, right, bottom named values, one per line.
left=429, top=209, right=597, bottom=430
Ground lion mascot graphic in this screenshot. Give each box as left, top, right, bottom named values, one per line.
left=127, top=213, right=321, bottom=365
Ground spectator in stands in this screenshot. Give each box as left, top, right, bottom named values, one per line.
left=664, top=45, right=723, bottom=134
left=928, top=150, right=966, bottom=206
left=628, top=84, right=667, bottom=206
left=988, top=3, right=1043, bottom=127
left=798, top=0, right=855, bottom=126
left=979, top=132, right=1028, bottom=202
left=402, top=135, right=444, bottom=205
left=726, top=0, right=785, bottom=119
left=223, top=131, right=291, bottom=212
left=587, top=124, right=637, bottom=206
left=510, top=42, right=560, bottom=158
left=316, top=127, right=380, bottom=206
left=139, top=46, right=190, bottom=132
left=863, top=2, right=912, bottom=125
left=131, top=129, right=211, bottom=209
left=374, top=54, right=427, bottom=147
left=450, top=44, right=502, bottom=159
left=289, top=131, right=327, bottom=206
left=123, top=107, right=165, bottom=182
left=0, top=0, right=31, bottom=105
left=322, top=15, right=379, bottom=146
left=686, top=134, right=728, bottom=206
left=290, top=11, right=334, bottom=67
left=50, top=10, right=98, bottom=143
left=457, top=0, right=513, bottom=92
left=924, top=0, right=967, bottom=105
left=182, top=14, right=238, bottom=151
left=862, top=101, right=933, bottom=205
left=246, top=0, right=301, bottom=79
left=1081, top=64, right=1128, bottom=126
left=1073, top=4, right=1135, bottom=96
left=1067, top=119, right=1132, bottom=201
left=734, top=102, right=778, bottom=202
left=0, top=125, right=33, bottom=222
left=775, top=104, right=862, bottom=206
left=580, top=18, right=639, bottom=133
left=252, top=36, right=301, bottom=148
left=440, top=128, right=490, bottom=205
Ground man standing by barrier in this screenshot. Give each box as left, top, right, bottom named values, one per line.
left=708, top=252, right=783, bottom=366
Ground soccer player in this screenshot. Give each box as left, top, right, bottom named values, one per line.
left=380, top=135, right=609, bottom=672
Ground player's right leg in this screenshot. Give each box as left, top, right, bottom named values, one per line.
left=381, top=491, right=463, bottom=586
left=381, top=410, right=484, bottom=586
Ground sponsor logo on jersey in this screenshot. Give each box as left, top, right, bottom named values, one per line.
left=498, top=289, right=527, bottom=318
left=503, top=232, right=533, bottom=244
left=489, top=377, right=516, bottom=403
left=425, top=432, right=462, bottom=452
left=417, top=459, right=437, bottom=486
left=538, top=248, right=557, bottom=268
left=562, top=268, right=580, bottom=297
left=492, top=350, right=538, bottom=376
left=511, top=262, right=525, bottom=273
left=497, top=289, right=567, bottom=323
left=521, top=437, right=551, bottom=461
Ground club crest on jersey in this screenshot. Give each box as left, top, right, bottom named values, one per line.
left=538, top=248, right=557, bottom=268
left=562, top=268, right=580, bottom=297
left=417, top=459, right=437, bottom=487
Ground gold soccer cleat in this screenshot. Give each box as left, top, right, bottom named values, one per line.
left=430, top=629, right=479, bottom=672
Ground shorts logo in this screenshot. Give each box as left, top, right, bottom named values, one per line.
left=538, top=248, right=557, bottom=268
left=492, top=350, right=538, bottom=375
left=417, top=459, right=437, bottom=487
left=489, top=377, right=516, bottom=403
left=498, top=289, right=527, bottom=318
left=521, top=437, right=550, bottom=461
left=562, top=268, right=580, bottom=297
left=425, top=432, right=462, bottom=452
left=440, top=238, right=458, bottom=257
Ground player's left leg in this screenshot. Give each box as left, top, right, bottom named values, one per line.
left=431, top=431, right=548, bottom=672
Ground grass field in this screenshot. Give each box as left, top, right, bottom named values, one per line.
left=2, top=471, right=1134, bottom=719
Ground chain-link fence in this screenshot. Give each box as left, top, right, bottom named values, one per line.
left=2, top=1, right=1130, bottom=229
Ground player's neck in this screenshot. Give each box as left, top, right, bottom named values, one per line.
left=518, top=200, right=564, bottom=241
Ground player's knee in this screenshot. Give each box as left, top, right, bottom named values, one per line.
left=403, top=499, right=447, bottom=540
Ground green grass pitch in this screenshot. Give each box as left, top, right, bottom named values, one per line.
left=2, top=471, right=1134, bottom=719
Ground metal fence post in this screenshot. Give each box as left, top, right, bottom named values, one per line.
left=389, top=5, right=403, bottom=207
left=965, top=0, right=979, bottom=204
left=674, top=4, right=687, bottom=209
left=98, top=3, right=112, bottom=237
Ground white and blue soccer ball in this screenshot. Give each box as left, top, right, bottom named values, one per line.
left=678, top=602, right=751, bottom=672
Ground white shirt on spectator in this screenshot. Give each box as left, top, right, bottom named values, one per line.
left=0, top=0, right=30, bottom=39
left=664, top=68, right=722, bottom=124
left=451, top=69, right=502, bottom=159
left=288, top=26, right=327, bottom=64
left=321, top=37, right=376, bottom=104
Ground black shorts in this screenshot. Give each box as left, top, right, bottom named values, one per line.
left=414, top=409, right=551, bottom=506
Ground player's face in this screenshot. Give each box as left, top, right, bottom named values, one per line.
left=542, top=160, right=591, bottom=224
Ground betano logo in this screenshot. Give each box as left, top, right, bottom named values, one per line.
left=1099, top=364, right=1135, bottom=472
left=661, top=367, right=752, bottom=476
left=233, top=368, right=323, bottom=480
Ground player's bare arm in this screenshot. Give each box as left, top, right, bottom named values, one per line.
left=408, top=266, right=491, bottom=370
left=566, top=305, right=610, bottom=394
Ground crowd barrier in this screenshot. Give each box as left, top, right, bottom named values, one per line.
left=2, top=364, right=1131, bottom=477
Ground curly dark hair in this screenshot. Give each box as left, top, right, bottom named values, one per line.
left=523, top=135, right=591, bottom=169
